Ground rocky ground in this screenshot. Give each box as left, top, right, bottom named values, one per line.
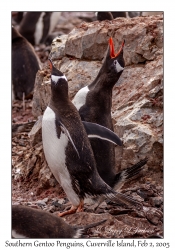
left=12, top=12, right=163, bottom=238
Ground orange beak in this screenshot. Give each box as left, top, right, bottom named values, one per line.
left=109, top=37, right=125, bottom=58
left=48, top=59, right=53, bottom=71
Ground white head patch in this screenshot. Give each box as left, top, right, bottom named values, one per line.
left=114, top=60, right=124, bottom=72
left=51, top=75, right=67, bottom=84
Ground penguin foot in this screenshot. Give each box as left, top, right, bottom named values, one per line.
left=76, top=200, right=84, bottom=212
left=58, top=205, right=78, bottom=217
left=58, top=200, right=84, bottom=217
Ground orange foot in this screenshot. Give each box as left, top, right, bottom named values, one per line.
left=58, top=200, right=84, bottom=217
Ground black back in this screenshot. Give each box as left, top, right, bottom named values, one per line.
left=97, top=12, right=114, bottom=21
left=12, top=27, right=40, bottom=100
left=19, top=12, right=42, bottom=45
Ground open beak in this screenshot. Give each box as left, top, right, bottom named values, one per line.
left=48, top=58, right=53, bottom=71
left=109, top=37, right=125, bottom=58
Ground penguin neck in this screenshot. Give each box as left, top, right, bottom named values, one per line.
left=50, top=88, right=70, bottom=108
left=89, top=66, right=116, bottom=91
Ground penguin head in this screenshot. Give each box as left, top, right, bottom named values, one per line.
left=105, top=37, right=125, bottom=80
left=48, top=59, right=68, bottom=99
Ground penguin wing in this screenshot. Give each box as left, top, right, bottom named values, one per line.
left=82, top=121, right=123, bottom=146
left=56, top=119, right=80, bottom=158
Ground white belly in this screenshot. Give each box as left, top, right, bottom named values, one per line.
left=12, top=230, right=28, bottom=238
left=42, top=106, right=80, bottom=206
left=72, top=85, right=89, bottom=111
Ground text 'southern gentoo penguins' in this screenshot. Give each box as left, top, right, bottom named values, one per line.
left=12, top=26, right=41, bottom=100
left=19, top=12, right=61, bottom=45
left=42, top=59, right=142, bottom=216
left=72, top=37, right=147, bottom=189
left=12, top=205, right=106, bottom=238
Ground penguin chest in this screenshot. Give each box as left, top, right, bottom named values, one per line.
left=72, top=86, right=89, bottom=111
left=42, top=107, right=68, bottom=179
left=42, top=107, right=80, bottom=206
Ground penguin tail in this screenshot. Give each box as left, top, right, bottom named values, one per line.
left=105, top=190, right=143, bottom=209
left=113, top=157, right=148, bottom=191
left=93, top=174, right=143, bottom=209
left=74, top=219, right=107, bottom=238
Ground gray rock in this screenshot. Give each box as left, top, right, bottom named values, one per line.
left=63, top=212, right=158, bottom=238
left=49, top=35, right=68, bottom=60
left=36, top=198, right=48, bottom=206
left=149, top=196, right=163, bottom=207
left=143, top=206, right=163, bottom=225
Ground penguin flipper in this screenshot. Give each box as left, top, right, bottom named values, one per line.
left=82, top=121, right=123, bottom=146
left=57, top=120, right=80, bottom=158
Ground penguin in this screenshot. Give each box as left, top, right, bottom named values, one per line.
left=96, top=12, right=140, bottom=20
left=111, top=12, right=127, bottom=18
left=72, top=37, right=147, bottom=189
left=19, top=12, right=61, bottom=45
left=96, top=12, right=114, bottom=21
left=12, top=205, right=107, bottom=238
left=42, top=59, right=142, bottom=216
left=127, top=12, right=141, bottom=18
left=141, top=12, right=163, bottom=16
left=12, top=11, right=24, bottom=24
left=12, top=26, right=41, bottom=100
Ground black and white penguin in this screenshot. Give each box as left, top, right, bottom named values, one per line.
left=12, top=26, right=41, bottom=100
left=96, top=12, right=114, bottom=21
left=42, top=59, right=141, bottom=216
left=19, top=12, right=61, bottom=45
left=72, top=37, right=147, bottom=188
left=96, top=12, right=141, bottom=20
left=12, top=205, right=106, bottom=238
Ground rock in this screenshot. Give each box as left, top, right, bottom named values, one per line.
left=28, top=116, right=42, bottom=146
left=32, top=16, right=163, bottom=173
left=63, top=15, right=163, bottom=64
left=143, top=206, right=163, bottom=225
left=12, top=121, right=36, bottom=137
left=137, top=189, right=154, bottom=200
left=29, top=14, right=163, bottom=200
left=51, top=200, right=66, bottom=210
left=36, top=198, right=49, bottom=206
left=149, top=196, right=163, bottom=207
left=63, top=212, right=158, bottom=238
left=49, top=35, right=68, bottom=60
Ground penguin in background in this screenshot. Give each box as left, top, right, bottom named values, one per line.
left=72, top=37, right=147, bottom=189
left=42, top=59, right=142, bottom=216
left=141, top=11, right=163, bottom=16
left=12, top=26, right=41, bottom=100
left=19, top=12, right=61, bottom=45
left=12, top=205, right=107, bottom=238
left=96, top=11, right=141, bottom=21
